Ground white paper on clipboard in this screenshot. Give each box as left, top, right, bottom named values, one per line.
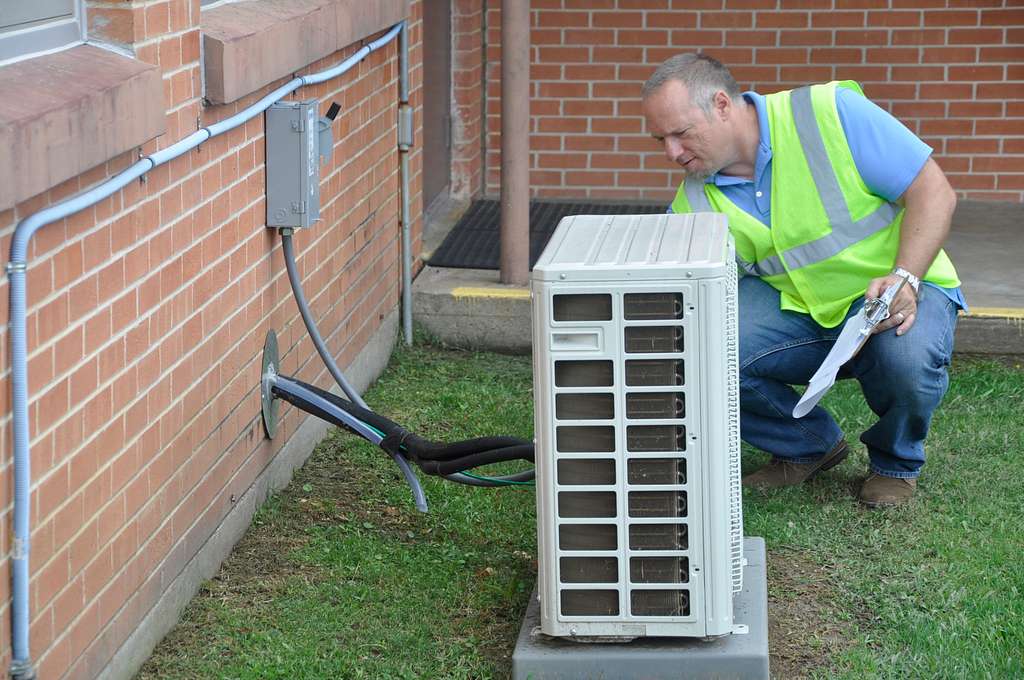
left=792, top=310, right=872, bottom=418
left=793, top=278, right=908, bottom=418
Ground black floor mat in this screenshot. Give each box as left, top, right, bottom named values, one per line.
left=427, top=199, right=666, bottom=270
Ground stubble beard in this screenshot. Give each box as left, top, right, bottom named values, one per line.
left=682, top=162, right=714, bottom=181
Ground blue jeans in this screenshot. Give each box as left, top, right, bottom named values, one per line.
left=738, top=277, right=958, bottom=479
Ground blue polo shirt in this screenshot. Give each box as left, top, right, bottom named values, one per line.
left=671, top=88, right=965, bottom=309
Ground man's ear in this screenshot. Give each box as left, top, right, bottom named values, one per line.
left=713, top=90, right=731, bottom=120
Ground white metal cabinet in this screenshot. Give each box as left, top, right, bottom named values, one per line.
left=531, top=212, right=744, bottom=639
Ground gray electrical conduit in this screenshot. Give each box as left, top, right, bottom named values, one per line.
left=279, top=230, right=427, bottom=512
left=5, top=22, right=407, bottom=679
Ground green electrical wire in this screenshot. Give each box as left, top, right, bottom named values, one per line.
left=365, top=422, right=387, bottom=439
left=460, top=470, right=535, bottom=486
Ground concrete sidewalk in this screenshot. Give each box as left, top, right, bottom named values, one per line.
left=414, top=199, right=1024, bottom=355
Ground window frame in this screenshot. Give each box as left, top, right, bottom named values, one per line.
left=0, top=0, right=86, bottom=66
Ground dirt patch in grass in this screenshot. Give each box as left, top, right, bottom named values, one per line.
left=206, top=448, right=400, bottom=594
left=767, top=549, right=857, bottom=679
left=469, top=556, right=536, bottom=673
left=136, top=441, right=403, bottom=678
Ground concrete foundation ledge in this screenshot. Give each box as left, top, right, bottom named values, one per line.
left=955, top=308, right=1024, bottom=355
left=413, top=266, right=533, bottom=354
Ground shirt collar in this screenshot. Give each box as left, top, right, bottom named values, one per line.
left=706, top=91, right=773, bottom=186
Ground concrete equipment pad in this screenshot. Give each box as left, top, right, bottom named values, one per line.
left=512, top=537, right=769, bottom=680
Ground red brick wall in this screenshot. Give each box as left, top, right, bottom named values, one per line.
left=484, top=1, right=1024, bottom=203
left=451, top=0, right=486, bottom=199
left=0, top=2, right=422, bottom=678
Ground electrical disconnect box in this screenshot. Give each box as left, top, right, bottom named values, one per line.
left=265, top=100, right=335, bottom=229
left=531, top=212, right=744, bottom=640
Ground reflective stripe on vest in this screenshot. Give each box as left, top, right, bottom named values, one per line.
left=784, top=87, right=901, bottom=270
left=675, top=81, right=957, bottom=327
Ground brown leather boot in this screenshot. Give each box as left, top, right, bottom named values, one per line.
left=858, top=474, right=916, bottom=508
left=742, top=439, right=848, bottom=489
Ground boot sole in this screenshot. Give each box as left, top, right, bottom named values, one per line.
left=742, top=440, right=849, bottom=489
left=806, top=441, right=849, bottom=480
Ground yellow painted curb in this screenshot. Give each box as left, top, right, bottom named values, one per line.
left=450, top=286, right=530, bottom=300
left=963, top=307, right=1024, bottom=319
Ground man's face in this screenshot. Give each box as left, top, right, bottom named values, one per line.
left=642, top=80, right=729, bottom=181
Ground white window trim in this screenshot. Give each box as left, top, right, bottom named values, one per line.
left=0, top=0, right=85, bottom=67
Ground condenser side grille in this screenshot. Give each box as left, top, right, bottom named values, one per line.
left=726, top=261, right=744, bottom=593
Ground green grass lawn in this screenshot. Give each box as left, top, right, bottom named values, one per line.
left=137, top=341, right=1024, bottom=680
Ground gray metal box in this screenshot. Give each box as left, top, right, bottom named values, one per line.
left=266, top=100, right=321, bottom=229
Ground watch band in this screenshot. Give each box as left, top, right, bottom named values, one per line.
left=892, top=267, right=921, bottom=295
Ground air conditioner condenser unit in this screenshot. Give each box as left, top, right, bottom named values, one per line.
left=530, top=211, right=745, bottom=640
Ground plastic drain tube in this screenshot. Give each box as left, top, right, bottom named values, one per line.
left=5, top=23, right=405, bottom=680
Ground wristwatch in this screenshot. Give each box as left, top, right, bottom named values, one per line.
left=892, top=267, right=921, bottom=297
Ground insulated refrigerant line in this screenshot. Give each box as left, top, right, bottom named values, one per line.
left=261, top=359, right=536, bottom=479
left=280, top=235, right=533, bottom=491
left=269, top=374, right=384, bottom=444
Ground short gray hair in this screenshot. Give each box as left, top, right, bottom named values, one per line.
left=641, top=53, right=741, bottom=117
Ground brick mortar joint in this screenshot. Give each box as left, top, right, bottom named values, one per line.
left=130, top=25, right=199, bottom=50
left=160, top=63, right=201, bottom=82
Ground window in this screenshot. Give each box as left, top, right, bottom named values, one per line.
left=0, top=0, right=85, bottom=65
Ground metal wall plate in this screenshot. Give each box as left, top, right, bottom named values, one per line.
left=261, top=330, right=279, bottom=439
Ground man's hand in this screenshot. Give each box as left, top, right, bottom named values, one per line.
left=866, top=273, right=917, bottom=336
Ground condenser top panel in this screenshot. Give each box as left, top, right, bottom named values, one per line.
left=532, top=212, right=732, bottom=282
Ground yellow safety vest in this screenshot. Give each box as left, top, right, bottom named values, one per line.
left=670, top=80, right=960, bottom=328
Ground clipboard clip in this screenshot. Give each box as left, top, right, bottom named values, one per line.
left=862, top=276, right=908, bottom=330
